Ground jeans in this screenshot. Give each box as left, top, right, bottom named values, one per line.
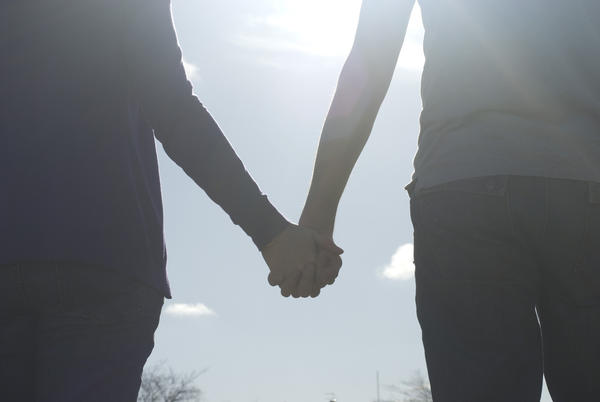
left=408, top=175, right=600, bottom=402
left=0, top=263, right=163, bottom=402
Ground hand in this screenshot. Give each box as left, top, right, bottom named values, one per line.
left=261, top=224, right=343, bottom=298
left=298, top=211, right=342, bottom=291
left=314, top=246, right=343, bottom=290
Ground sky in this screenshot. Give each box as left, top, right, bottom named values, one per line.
left=149, top=1, right=551, bottom=401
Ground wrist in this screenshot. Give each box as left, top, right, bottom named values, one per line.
left=299, top=211, right=335, bottom=237
left=260, top=221, right=292, bottom=252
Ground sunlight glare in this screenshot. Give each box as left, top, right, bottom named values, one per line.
left=244, top=1, right=424, bottom=72
left=397, top=5, right=425, bottom=72
left=253, top=0, right=362, bottom=58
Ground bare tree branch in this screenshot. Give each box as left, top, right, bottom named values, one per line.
left=138, top=362, right=205, bottom=402
left=382, top=371, right=433, bottom=402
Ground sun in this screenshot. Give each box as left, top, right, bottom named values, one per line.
left=260, top=0, right=363, bottom=58
left=291, top=0, right=363, bottom=57
left=244, top=1, right=424, bottom=70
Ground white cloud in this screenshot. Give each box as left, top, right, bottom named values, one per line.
left=182, top=59, right=199, bottom=80
left=164, top=303, right=217, bottom=317
left=380, top=243, right=415, bottom=281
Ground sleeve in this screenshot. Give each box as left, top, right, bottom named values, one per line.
left=124, top=0, right=289, bottom=249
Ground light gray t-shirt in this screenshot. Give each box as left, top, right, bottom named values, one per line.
left=412, top=0, right=600, bottom=190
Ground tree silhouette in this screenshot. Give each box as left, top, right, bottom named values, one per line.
left=137, top=363, right=204, bottom=402
left=383, top=372, right=432, bottom=402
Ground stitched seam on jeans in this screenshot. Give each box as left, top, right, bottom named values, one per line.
left=411, top=176, right=508, bottom=199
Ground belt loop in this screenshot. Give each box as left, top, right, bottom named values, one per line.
left=588, top=182, right=600, bottom=204
left=587, top=181, right=600, bottom=204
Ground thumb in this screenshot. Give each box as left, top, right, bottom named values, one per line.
left=313, top=232, right=343, bottom=255
left=268, top=271, right=284, bottom=287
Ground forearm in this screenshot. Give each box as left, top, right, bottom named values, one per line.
left=300, top=117, right=377, bottom=233
left=300, top=52, right=394, bottom=235
left=157, top=99, right=289, bottom=249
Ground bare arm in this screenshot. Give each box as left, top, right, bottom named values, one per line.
left=300, top=0, right=416, bottom=235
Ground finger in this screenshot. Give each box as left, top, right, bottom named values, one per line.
left=268, top=271, right=284, bottom=287
left=315, top=252, right=332, bottom=288
left=327, top=253, right=343, bottom=272
left=317, top=252, right=342, bottom=271
left=310, top=263, right=321, bottom=298
left=295, top=263, right=316, bottom=298
left=324, top=257, right=342, bottom=285
left=316, top=253, right=342, bottom=287
left=313, top=233, right=344, bottom=255
left=280, top=269, right=301, bottom=298
left=326, top=264, right=341, bottom=285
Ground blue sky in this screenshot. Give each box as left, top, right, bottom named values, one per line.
left=148, top=1, right=551, bottom=401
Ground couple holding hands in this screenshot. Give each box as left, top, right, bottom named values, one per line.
left=4, top=0, right=600, bottom=401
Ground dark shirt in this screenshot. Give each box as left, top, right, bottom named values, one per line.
left=1, top=0, right=289, bottom=297
left=414, top=0, right=600, bottom=190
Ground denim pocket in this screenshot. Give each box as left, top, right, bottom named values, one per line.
left=411, top=176, right=509, bottom=233
left=411, top=176, right=516, bottom=283
left=413, top=176, right=509, bottom=199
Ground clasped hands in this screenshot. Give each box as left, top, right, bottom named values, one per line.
left=261, top=224, right=343, bottom=298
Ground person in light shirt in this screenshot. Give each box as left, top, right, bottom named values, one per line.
left=300, top=1, right=600, bottom=400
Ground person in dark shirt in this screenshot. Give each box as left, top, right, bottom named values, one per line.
left=300, top=0, right=600, bottom=401
left=0, top=1, right=342, bottom=401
